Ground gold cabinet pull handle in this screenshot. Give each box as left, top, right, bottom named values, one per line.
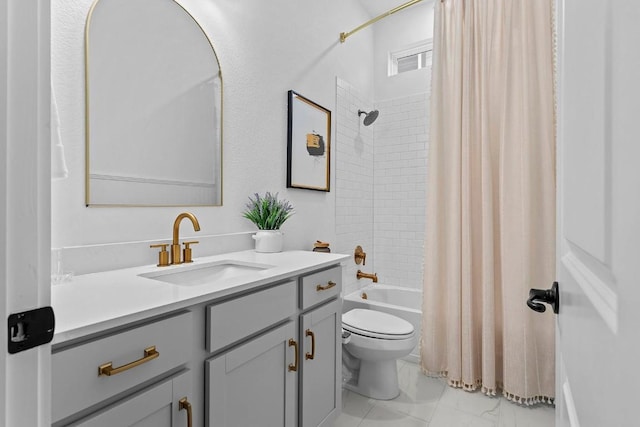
left=179, top=397, right=193, bottom=427
left=98, top=346, right=159, bottom=377
left=288, top=339, right=298, bottom=372
left=316, top=281, right=336, bottom=292
left=305, top=329, right=316, bottom=360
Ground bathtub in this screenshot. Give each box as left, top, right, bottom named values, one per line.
left=343, top=284, right=422, bottom=364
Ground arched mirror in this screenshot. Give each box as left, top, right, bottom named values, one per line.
left=85, top=0, right=222, bottom=206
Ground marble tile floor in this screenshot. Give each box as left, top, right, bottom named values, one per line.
left=335, top=360, right=555, bottom=427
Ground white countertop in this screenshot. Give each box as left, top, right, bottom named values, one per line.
left=51, top=250, right=349, bottom=346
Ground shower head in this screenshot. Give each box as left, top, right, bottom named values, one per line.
left=358, top=109, right=379, bottom=126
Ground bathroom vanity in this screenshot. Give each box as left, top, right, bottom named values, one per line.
left=50, top=250, right=347, bottom=427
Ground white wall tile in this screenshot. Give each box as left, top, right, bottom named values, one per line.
left=337, top=83, right=430, bottom=293
left=335, top=78, right=375, bottom=297
left=373, top=92, right=429, bottom=290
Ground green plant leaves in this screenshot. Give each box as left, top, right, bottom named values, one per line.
left=242, top=192, right=294, bottom=230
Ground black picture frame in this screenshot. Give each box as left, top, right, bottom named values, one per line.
left=287, top=90, right=331, bottom=192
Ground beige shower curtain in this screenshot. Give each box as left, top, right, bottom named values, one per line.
left=421, top=0, right=556, bottom=404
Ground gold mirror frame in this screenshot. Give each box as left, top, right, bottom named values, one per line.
left=85, top=0, right=223, bottom=207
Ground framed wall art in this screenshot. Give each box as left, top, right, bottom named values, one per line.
left=287, top=90, right=331, bottom=192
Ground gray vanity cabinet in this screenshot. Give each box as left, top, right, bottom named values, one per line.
left=206, top=321, right=298, bottom=426
left=51, top=312, right=194, bottom=426
left=205, top=265, right=342, bottom=427
left=299, top=266, right=342, bottom=427
left=204, top=279, right=299, bottom=427
left=299, top=298, right=341, bottom=427
left=69, top=370, right=192, bottom=427
left=52, top=262, right=343, bottom=427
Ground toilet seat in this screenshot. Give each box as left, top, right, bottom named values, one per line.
left=342, top=309, right=414, bottom=340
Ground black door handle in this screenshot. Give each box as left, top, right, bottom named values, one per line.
left=527, top=282, right=559, bottom=314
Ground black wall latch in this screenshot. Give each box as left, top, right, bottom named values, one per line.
left=527, top=282, right=559, bottom=314
left=8, top=307, right=55, bottom=354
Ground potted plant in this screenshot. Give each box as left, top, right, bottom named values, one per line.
left=242, top=192, right=294, bottom=253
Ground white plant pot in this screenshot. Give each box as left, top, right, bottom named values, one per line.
left=252, top=230, right=284, bottom=253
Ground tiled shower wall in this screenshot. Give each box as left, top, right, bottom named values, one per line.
left=336, top=77, right=429, bottom=294
left=335, top=78, right=375, bottom=297
left=373, top=93, right=429, bottom=290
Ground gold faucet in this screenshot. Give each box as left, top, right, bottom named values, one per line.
left=354, top=245, right=367, bottom=265
left=171, top=212, right=200, bottom=265
left=357, top=269, right=378, bottom=283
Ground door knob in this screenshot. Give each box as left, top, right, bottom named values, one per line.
left=527, top=282, right=559, bottom=314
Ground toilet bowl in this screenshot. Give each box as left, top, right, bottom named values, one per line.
left=342, top=308, right=417, bottom=400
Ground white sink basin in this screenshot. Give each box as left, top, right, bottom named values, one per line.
left=139, top=260, right=274, bottom=287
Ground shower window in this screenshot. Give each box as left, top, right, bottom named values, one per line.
left=388, top=39, right=432, bottom=76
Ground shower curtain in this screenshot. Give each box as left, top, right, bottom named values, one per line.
left=421, top=0, right=556, bottom=404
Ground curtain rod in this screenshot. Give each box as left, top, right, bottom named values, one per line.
left=340, top=0, right=424, bottom=43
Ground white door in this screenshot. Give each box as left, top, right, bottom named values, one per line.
left=554, top=1, right=640, bottom=426
left=0, top=1, right=52, bottom=426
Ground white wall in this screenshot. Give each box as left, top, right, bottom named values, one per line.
left=335, top=3, right=434, bottom=293
left=51, top=0, right=375, bottom=261
left=371, top=2, right=433, bottom=289
left=373, top=1, right=434, bottom=100
left=335, top=78, right=375, bottom=296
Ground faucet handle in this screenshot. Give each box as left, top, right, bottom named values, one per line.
left=150, top=244, right=170, bottom=267
left=354, top=245, right=367, bottom=265
left=182, top=241, right=199, bottom=263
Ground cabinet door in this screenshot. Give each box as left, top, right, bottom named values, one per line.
left=72, top=370, right=193, bottom=427
left=52, top=311, right=193, bottom=423
left=206, top=321, right=298, bottom=427
left=300, top=299, right=341, bottom=427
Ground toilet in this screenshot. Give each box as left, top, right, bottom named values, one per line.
left=341, top=308, right=417, bottom=400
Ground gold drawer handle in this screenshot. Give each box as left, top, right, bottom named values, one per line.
left=288, top=339, right=298, bottom=372
left=305, top=329, right=315, bottom=360
left=316, top=281, right=336, bottom=292
left=98, top=346, right=159, bottom=377
left=179, top=397, right=193, bottom=427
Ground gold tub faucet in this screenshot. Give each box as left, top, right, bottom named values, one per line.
left=356, top=269, right=378, bottom=283
left=354, top=245, right=367, bottom=265
left=171, top=212, right=200, bottom=265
